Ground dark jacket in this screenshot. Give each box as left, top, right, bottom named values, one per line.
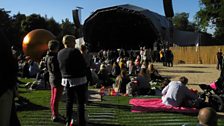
left=45, top=51, right=61, bottom=87
left=57, top=48, right=87, bottom=78
left=0, top=30, right=17, bottom=97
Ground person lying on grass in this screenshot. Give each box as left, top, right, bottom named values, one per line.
left=161, top=76, right=198, bottom=107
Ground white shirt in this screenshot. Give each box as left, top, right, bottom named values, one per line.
left=61, top=76, right=87, bottom=87
left=161, top=81, right=197, bottom=106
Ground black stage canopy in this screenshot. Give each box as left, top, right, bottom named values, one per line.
left=83, top=4, right=172, bottom=51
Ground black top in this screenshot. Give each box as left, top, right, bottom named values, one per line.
left=0, top=29, right=17, bottom=97
left=217, top=52, right=223, bottom=60
left=57, top=48, right=87, bottom=78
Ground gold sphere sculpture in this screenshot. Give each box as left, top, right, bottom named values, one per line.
left=22, top=29, right=56, bottom=62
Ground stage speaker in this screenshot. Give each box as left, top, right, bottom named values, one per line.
left=72, top=9, right=81, bottom=29
left=163, top=0, right=174, bottom=18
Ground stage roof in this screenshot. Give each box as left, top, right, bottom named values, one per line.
left=83, top=4, right=173, bottom=50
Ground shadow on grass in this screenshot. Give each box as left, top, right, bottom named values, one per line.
left=176, top=66, right=210, bottom=69
left=16, top=97, right=49, bottom=112
left=18, top=90, right=31, bottom=94
left=162, top=75, right=178, bottom=79
left=88, top=122, right=124, bottom=126
left=131, top=105, right=198, bottom=116
left=161, top=69, right=205, bottom=73
left=88, top=102, right=131, bottom=112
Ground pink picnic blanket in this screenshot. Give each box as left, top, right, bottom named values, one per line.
left=129, top=98, right=199, bottom=114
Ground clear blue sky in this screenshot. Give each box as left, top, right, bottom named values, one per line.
left=1, top=0, right=200, bottom=24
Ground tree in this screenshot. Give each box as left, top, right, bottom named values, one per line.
left=11, top=13, right=26, bottom=50
left=172, top=12, right=198, bottom=32
left=59, top=18, right=76, bottom=39
left=0, top=9, right=77, bottom=51
left=0, top=8, right=13, bottom=43
left=172, top=12, right=189, bottom=30
left=195, top=0, right=224, bottom=40
left=46, top=18, right=61, bottom=39
left=21, top=14, right=47, bottom=34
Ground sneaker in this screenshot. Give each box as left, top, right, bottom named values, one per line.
left=52, top=115, right=65, bottom=123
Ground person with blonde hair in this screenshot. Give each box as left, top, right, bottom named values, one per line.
left=115, top=70, right=130, bottom=94
left=147, top=63, right=163, bottom=81
left=197, top=107, right=217, bottom=126
left=58, top=35, right=88, bottom=126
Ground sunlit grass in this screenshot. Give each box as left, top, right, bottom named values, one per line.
left=17, top=78, right=224, bottom=126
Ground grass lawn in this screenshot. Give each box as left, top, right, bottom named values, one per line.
left=17, top=78, right=224, bottom=126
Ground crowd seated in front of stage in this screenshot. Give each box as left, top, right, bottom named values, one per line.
left=89, top=48, right=169, bottom=96
left=17, top=47, right=169, bottom=95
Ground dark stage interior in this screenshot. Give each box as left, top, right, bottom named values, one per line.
left=83, top=6, right=159, bottom=51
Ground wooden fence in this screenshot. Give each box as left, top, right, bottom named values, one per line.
left=171, top=46, right=224, bottom=64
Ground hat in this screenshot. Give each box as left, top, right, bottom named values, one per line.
left=48, top=40, right=59, bottom=50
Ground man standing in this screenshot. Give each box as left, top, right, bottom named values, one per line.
left=217, top=48, right=223, bottom=70
left=58, top=35, right=87, bottom=126
left=161, top=76, right=197, bottom=107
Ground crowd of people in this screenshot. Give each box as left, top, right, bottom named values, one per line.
left=2, top=31, right=222, bottom=126
left=88, top=47, right=169, bottom=96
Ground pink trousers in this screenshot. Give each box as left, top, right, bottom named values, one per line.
left=50, top=86, right=63, bottom=117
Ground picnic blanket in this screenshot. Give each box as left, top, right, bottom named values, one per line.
left=99, top=87, right=128, bottom=96
left=129, top=98, right=199, bottom=114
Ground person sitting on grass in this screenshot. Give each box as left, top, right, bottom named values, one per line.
left=135, top=68, right=151, bottom=95
left=97, top=63, right=112, bottom=87
left=147, top=63, right=164, bottom=81
left=127, top=59, right=137, bottom=76
left=115, top=70, right=130, bottom=94
left=161, top=76, right=198, bottom=107
left=111, top=61, right=121, bottom=77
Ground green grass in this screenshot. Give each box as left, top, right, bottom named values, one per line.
left=17, top=78, right=224, bottom=126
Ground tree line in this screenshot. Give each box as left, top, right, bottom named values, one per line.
left=0, top=0, right=224, bottom=52
left=172, top=0, right=224, bottom=42
left=0, top=8, right=77, bottom=51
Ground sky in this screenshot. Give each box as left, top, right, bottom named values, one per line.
left=1, top=0, right=200, bottom=24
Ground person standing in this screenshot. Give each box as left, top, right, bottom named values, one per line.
left=58, top=35, right=88, bottom=126
left=216, top=48, right=223, bottom=70
left=165, top=48, right=174, bottom=67
left=0, top=29, right=20, bottom=126
left=45, top=40, right=64, bottom=122
left=80, top=44, right=93, bottom=85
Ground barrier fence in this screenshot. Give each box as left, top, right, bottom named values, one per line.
left=171, top=46, right=224, bottom=64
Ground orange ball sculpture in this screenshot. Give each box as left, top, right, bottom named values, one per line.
left=22, top=29, right=56, bottom=62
